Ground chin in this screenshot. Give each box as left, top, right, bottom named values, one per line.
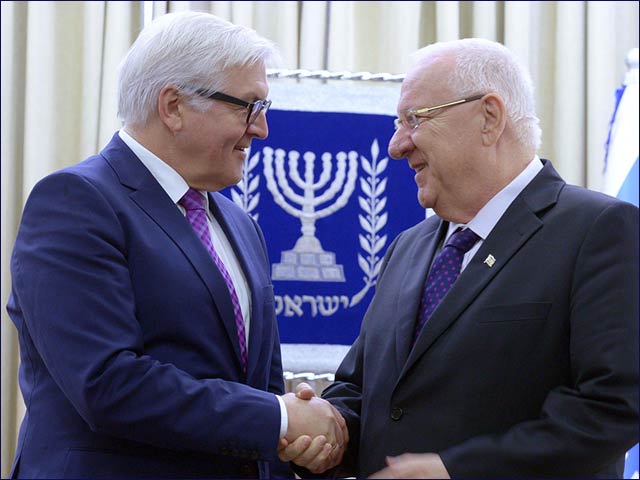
left=417, top=192, right=433, bottom=210
left=211, top=171, right=242, bottom=189
left=230, top=172, right=243, bottom=186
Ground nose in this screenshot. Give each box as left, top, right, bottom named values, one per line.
left=247, top=111, right=269, bottom=139
left=388, top=127, right=413, bottom=160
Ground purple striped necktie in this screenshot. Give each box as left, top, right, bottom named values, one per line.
left=412, top=227, right=480, bottom=345
left=180, top=188, right=247, bottom=373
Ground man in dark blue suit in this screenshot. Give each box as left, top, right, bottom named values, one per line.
left=280, top=38, right=639, bottom=478
left=7, top=11, right=346, bottom=479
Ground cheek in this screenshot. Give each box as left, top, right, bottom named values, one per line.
left=208, top=135, right=239, bottom=161
left=411, top=125, right=445, bottom=154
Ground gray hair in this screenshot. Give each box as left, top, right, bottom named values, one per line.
left=412, top=38, right=542, bottom=152
left=117, top=11, right=278, bottom=126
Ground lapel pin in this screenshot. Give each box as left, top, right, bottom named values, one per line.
left=483, top=254, right=496, bottom=267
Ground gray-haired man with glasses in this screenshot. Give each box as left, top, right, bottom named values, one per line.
left=280, top=38, right=638, bottom=479
left=6, top=11, right=347, bottom=479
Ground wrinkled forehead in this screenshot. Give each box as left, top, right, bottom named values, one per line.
left=397, top=55, right=455, bottom=112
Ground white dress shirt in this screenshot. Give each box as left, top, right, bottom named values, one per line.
left=447, top=156, right=544, bottom=270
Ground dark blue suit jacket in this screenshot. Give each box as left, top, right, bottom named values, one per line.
left=7, top=133, right=289, bottom=478
left=321, top=160, right=639, bottom=478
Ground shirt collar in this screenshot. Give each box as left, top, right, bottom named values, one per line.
left=118, top=129, right=208, bottom=208
left=448, top=155, right=544, bottom=240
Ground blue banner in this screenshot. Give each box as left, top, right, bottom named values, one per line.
left=222, top=108, right=424, bottom=344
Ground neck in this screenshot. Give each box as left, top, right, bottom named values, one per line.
left=438, top=147, right=533, bottom=224
left=123, top=122, right=181, bottom=170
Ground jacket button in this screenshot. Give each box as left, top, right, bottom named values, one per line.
left=390, top=406, right=403, bottom=420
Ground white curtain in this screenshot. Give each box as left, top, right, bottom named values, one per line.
left=0, top=1, right=141, bottom=475
left=1, top=1, right=638, bottom=476
left=166, top=0, right=638, bottom=188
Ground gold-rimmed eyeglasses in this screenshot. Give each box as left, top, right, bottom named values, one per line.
left=394, top=94, right=485, bottom=130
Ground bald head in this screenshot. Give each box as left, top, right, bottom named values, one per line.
left=411, top=38, right=541, bottom=153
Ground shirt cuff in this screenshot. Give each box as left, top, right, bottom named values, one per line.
left=276, top=394, right=288, bottom=439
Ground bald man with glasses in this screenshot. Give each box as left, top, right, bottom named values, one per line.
left=280, top=38, right=638, bottom=479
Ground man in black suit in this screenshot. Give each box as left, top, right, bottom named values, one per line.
left=279, top=38, right=638, bottom=478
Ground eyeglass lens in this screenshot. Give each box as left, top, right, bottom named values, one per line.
left=248, top=101, right=271, bottom=125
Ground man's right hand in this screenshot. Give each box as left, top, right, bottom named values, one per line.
left=279, top=383, right=348, bottom=473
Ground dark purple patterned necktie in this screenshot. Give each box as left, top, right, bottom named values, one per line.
left=413, top=227, right=480, bottom=344
left=180, top=188, right=247, bottom=373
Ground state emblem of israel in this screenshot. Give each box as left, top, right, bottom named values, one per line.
left=223, top=107, right=424, bottom=345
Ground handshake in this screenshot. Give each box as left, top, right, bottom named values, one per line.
left=279, top=383, right=348, bottom=474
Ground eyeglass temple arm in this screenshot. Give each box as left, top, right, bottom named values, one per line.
left=411, top=94, right=485, bottom=116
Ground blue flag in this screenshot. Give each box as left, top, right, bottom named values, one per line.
left=625, top=444, right=639, bottom=479
left=602, top=61, right=639, bottom=207
left=602, top=49, right=639, bottom=479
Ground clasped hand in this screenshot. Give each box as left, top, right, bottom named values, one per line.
left=280, top=383, right=348, bottom=473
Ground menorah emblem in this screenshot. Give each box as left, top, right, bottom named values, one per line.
left=263, top=146, right=359, bottom=282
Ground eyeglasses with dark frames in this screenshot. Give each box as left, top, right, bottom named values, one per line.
left=394, top=94, right=486, bottom=130
left=192, top=88, right=272, bottom=125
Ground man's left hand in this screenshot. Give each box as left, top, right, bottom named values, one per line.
left=368, top=453, right=450, bottom=479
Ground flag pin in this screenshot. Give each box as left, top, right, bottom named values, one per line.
left=484, top=254, right=496, bottom=267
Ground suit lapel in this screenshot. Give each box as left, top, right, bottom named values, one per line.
left=397, top=160, right=563, bottom=383
left=102, top=135, right=246, bottom=371
left=393, top=219, right=447, bottom=371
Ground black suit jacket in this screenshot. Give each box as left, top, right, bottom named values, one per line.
left=322, top=160, right=639, bottom=478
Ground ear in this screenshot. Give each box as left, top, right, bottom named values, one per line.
left=157, top=85, right=184, bottom=133
left=480, top=93, right=506, bottom=146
